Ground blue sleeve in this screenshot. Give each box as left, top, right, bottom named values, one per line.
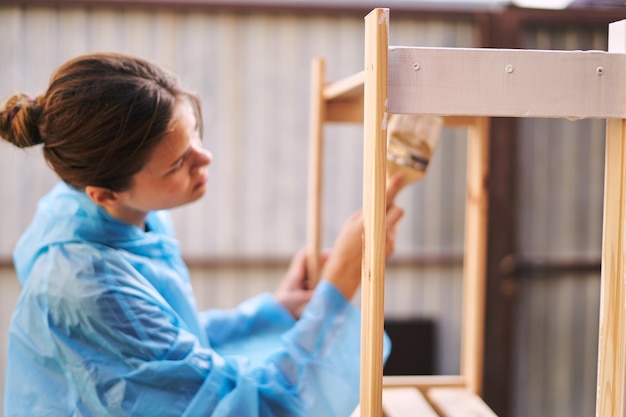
left=198, top=293, right=296, bottom=364
left=199, top=292, right=296, bottom=347
left=15, top=250, right=370, bottom=417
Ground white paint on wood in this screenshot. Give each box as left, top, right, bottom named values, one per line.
left=388, top=46, right=626, bottom=119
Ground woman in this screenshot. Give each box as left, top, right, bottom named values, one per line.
left=0, top=53, right=404, bottom=416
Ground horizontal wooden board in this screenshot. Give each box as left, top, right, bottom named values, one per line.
left=388, top=46, right=626, bottom=119
left=428, top=388, right=498, bottom=417
left=382, top=388, right=440, bottom=417
left=350, top=387, right=439, bottom=417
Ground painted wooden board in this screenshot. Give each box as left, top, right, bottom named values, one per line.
left=388, top=46, right=626, bottom=119
left=428, top=388, right=498, bottom=417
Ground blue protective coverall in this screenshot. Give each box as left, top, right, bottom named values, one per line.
left=4, top=182, right=390, bottom=416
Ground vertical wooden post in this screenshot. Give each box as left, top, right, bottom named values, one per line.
left=596, top=19, right=626, bottom=417
left=306, top=58, right=325, bottom=287
left=361, top=8, right=389, bottom=417
left=461, top=116, right=490, bottom=395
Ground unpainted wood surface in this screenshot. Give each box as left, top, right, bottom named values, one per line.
left=596, top=19, right=626, bottom=417
left=428, top=388, right=498, bottom=417
left=460, top=117, right=490, bottom=395
left=382, top=388, right=440, bottom=417
left=306, top=58, right=325, bottom=286
left=351, top=388, right=439, bottom=417
left=360, top=7, right=389, bottom=417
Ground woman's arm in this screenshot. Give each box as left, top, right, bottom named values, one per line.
left=37, top=249, right=363, bottom=417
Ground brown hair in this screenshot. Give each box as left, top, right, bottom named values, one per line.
left=0, top=53, right=202, bottom=191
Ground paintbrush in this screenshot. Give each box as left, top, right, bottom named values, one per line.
left=386, top=113, right=443, bottom=191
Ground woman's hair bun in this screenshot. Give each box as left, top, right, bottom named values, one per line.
left=0, top=93, right=43, bottom=148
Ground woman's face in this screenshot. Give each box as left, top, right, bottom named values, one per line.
left=115, top=99, right=212, bottom=223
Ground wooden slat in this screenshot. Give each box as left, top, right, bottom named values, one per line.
left=460, top=116, right=490, bottom=395
left=442, top=115, right=476, bottom=128
left=388, top=46, right=626, bottom=119
left=326, top=95, right=364, bottom=123
left=351, top=388, right=439, bottom=417
left=306, top=58, right=325, bottom=287
left=360, top=7, right=389, bottom=417
left=596, top=19, right=626, bottom=417
left=324, top=70, right=364, bottom=100
left=325, top=105, right=480, bottom=126
left=382, top=388, right=440, bottom=417
left=428, top=388, right=498, bottom=417
left=324, top=71, right=364, bottom=123
left=382, top=375, right=466, bottom=389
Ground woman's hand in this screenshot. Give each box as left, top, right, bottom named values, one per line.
left=274, top=248, right=329, bottom=319
left=322, top=173, right=405, bottom=300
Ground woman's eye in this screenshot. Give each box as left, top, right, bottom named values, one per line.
left=168, top=158, right=186, bottom=174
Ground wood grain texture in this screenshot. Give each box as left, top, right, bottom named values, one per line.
left=428, top=388, right=498, bottom=417
left=382, top=388, right=440, bottom=417
left=306, top=58, right=325, bottom=287
left=596, top=19, right=626, bottom=417
left=351, top=388, right=439, bottom=417
left=360, top=7, right=389, bottom=417
left=460, top=117, right=490, bottom=395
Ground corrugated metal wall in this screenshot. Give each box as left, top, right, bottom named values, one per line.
left=0, top=4, right=611, bottom=417
left=512, top=25, right=607, bottom=417
left=0, top=5, right=475, bottom=413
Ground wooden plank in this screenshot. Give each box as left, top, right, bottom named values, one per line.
left=383, top=388, right=440, bottom=417
left=388, top=46, right=626, bottom=119
left=306, top=58, right=325, bottom=287
left=323, top=79, right=478, bottom=125
left=324, top=71, right=364, bottom=123
left=324, top=70, right=364, bottom=100
left=460, top=117, right=490, bottom=395
left=360, top=7, right=389, bottom=417
left=326, top=96, right=364, bottom=123
left=325, top=107, right=478, bottom=126
left=383, top=375, right=466, bottom=389
left=442, top=115, right=476, bottom=128
left=596, top=20, right=626, bottom=417
left=428, top=388, right=498, bottom=417
left=351, top=388, right=439, bottom=417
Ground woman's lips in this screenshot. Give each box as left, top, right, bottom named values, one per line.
left=194, top=171, right=209, bottom=190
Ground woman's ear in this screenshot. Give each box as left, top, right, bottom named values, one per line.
left=84, top=185, right=122, bottom=208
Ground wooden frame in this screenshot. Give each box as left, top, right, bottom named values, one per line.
left=307, top=7, right=626, bottom=417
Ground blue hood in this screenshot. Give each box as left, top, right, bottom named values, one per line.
left=13, top=182, right=177, bottom=285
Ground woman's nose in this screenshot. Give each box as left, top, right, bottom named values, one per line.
left=191, top=143, right=212, bottom=166
left=199, top=148, right=212, bottom=165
